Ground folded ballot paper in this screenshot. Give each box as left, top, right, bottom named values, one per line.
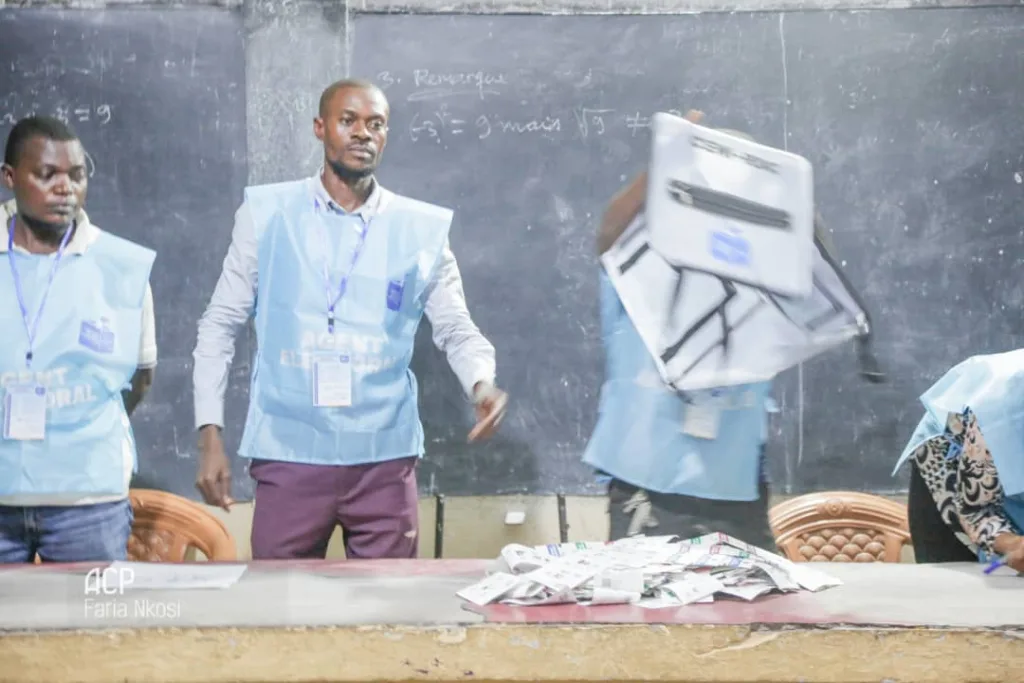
left=456, top=533, right=841, bottom=608
left=601, top=112, right=883, bottom=392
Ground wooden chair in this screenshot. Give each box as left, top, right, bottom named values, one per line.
left=769, top=491, right=911, bottom=563
left=127, top=488, right=237, bottom=562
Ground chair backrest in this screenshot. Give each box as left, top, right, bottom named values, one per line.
left=127, top=488, right=237, bottom=562
left=768, top=491, right=910, bottom=563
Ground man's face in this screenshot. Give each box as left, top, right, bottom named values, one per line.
left=1, top=136, right=87, bottom=229
left=314, top=85, right=389, bottom=180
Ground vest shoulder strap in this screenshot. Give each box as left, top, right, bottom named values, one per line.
left=244, top=179, right=309, bottom=236
left=386, top=193, right=454, bottom=226
left=87, top=230, right=156, bottom=308
left=244, top=178, right=307, bottom=205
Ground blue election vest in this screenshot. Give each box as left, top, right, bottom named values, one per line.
left=238, top=180, right=451, bottom=466
left=0, top=227, right=155, bottom=498
left=582, top=269, right=772, bottom=501
left=893, top=349, right=1024, bottom=548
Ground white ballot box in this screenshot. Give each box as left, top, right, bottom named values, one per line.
left=601, top=214, right=871, bottom=392
left=645, top=112, right=815, bottom=298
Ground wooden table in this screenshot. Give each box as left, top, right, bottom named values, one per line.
left=0, top=559, right=1020, bottom=682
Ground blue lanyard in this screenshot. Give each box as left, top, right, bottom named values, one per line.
left=314, top=200, right=370, bottom=334
left=7, top=216, right=73, bottom=367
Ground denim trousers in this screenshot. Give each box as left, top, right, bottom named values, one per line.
left=0, top=499, right=133, bottom=563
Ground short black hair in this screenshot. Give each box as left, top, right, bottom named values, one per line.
left=3, top=116, right=78, bottom=167
left=318, top=78, right=386, bottom=117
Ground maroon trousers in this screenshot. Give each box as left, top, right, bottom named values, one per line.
left=248, top=457, right=419, bottom=560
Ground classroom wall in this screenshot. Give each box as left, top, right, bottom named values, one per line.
left=241, top=0, right=992, bottom=188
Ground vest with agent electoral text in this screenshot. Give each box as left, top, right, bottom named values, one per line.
left=238, top=180, right=452, bottom=466
left=583, top=269, right=773, bottom=501
left=0, top=230, right=154, bottom=498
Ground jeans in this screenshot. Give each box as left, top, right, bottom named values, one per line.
left=0, top=500, right=133, bottom=563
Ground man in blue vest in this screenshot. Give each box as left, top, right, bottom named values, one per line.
left=0, top=116, right=157, bottom=563
left=584, top=111, right=776, bottom=550
left=193, top=79, right=508, bottom=560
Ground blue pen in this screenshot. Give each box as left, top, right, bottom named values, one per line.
left=983, top=558, right=1006, bottom=575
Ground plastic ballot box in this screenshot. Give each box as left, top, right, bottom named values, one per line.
left=644, top=112, right=815, bottom=299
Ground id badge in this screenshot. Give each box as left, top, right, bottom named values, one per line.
left=313, top=354, right=352, bottom=408
left=3, top=383, right=48, bottom=441
left=682, top=401, right=721, bottom=440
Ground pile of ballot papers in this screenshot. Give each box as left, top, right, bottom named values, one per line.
left=456, top=533, right=841, bottom=608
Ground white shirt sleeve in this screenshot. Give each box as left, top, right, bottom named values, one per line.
left=137, top=282, right=158, bottom=369
left=422, top=240, right=497, bottom=398
left=192, top=203, right=259, bottom=429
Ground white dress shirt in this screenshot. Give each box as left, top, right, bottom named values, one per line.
left=192, top=172, right=497, bottom=430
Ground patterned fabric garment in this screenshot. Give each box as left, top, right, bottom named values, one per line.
left=909, top=408, right=1018, bottom=555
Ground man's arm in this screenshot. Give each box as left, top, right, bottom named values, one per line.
left=597, top=110, right=705, bottom=256
left=954, top=412, right=1020, bottom=558
left=422, top=241, right=497, bottom=397
left=123, top=283, right=157, bottom=416
left=123, top=368, right=153, bottom=416
left=597, top=171, right=647, bottom=256
left=193, top=203, right=260, bottom=430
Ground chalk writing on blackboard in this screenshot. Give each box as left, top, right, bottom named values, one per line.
left=405, top=107, right=683, bottom=144
left=0, top=103, right=113, bottom=128
left=572, top=108, right=613, bottom=138
left=0, top=103, right=104, bottom=177
left=625, top=112, right=653, bottom=137
left=377, top=70, right=509, bottom=102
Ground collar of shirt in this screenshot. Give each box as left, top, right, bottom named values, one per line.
left=309, top=169, right=385, bottom=220
left=0, top=198, right=98, bottom=256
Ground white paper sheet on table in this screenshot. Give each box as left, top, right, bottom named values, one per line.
left=662, top=572, right=724, bottom=606
left=457, top=571, right=521, bottom=606
left=719, top=583, right=776, bottom=601
left=457, top=533, right=842, bottom=609
left=585, top=587, right=641, bottom=605
left=105, top=562, right=247, bottom=591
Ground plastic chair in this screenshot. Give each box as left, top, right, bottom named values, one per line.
left=126, top=488, right=237, bottom=562
left=769, top=491, right=910, bottom=563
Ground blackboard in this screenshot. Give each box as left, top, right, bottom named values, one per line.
left=0, top=9, right=250, bottom=498
left=351, top=8, right=1024, bottom=495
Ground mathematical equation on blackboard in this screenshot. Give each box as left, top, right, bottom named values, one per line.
left=0, top=103, right=113, bottom=129
left=406, top=106, right=686, bottom=145
left=0, top=103, right=112, bottom=178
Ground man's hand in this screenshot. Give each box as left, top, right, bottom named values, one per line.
left=121, top=368, right=154, bottom=417
left=994, top=534, right=1024, bottom=573
left=1006, top=544, right=1024, bottom=574
left=468, top=382, right=508, bottom=442
left=196, top=425, right=235, bottom=511
left=683, top=109, right=705, bottom=124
